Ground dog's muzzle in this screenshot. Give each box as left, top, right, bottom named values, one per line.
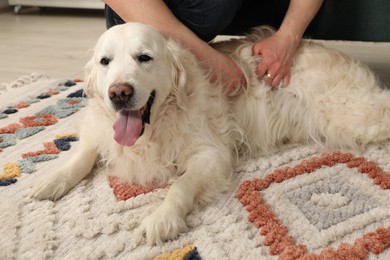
left=110, top=84, right=156, bottom=146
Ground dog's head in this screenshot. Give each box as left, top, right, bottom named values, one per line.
left=85, top=23, right=186, bottom=146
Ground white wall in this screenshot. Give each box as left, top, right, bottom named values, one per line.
left=0, top=0, right=9, bottom=8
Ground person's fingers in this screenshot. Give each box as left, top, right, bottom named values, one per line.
left=252, top=42, right=269, bottom=77
left=252, top=38, right=293, bottom=88
left=262, top=70, right=275, bottom=86
left=224, top=63, right=247, bottom=96
left=262, top=62, right=282, bottom=86
left=252, top=41, right=263, bottom=56
left=271, top=73, right=284, bottom=87
left=256, top=59, right=271, bottom=78
left=282, top=70, right=291, bottom=87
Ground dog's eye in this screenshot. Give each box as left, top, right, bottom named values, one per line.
left=100, top=57, right=111, bottom=66
left=138, top=54, right=153, bottom=63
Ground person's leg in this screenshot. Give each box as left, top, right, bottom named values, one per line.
left=166, top=0, right=243, bottom=41
left=222, top=0, right=290, bottom=36
left=104, top=0, right=243, bottom=41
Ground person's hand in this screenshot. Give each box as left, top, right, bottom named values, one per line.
left=207, top=49, right=246, bottom=96
left=252, top=31, right=300, bottom=88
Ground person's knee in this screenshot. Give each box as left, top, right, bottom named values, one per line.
left=170, top=0, right=243, bottom=41
left=104, top=1, right=243, bottom=41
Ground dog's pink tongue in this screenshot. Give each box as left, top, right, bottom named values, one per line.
left=113, top=110, right=142, bottom=146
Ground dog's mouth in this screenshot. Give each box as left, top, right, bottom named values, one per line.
left=113, top=90, right=155, bottom=146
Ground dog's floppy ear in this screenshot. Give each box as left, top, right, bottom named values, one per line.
left=166, top=39, right=187, bottom=90
left=83, top=50, right=97, bottom=98
left=166, top=39, right=191, bottom=106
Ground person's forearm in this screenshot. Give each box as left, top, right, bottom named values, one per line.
left=103, top=0, right=246, bottom=91
left=278, top=0, right=323, bottom=41
left=102, top=0, right=213, bottom=64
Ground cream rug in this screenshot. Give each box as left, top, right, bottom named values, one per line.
left=1, top=76, right=390, bottom=259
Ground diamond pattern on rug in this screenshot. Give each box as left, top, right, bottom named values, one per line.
left=237, top=151, right=390, bottom=258
left=287, top=175, right=378, bottom=230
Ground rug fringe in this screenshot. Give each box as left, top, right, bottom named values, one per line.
left=0, top=73, right=48, bottom=94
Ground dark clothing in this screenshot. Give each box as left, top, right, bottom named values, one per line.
left=104, top=0, right=289, bottom=42
left=105, top=1, right=390, bottom=42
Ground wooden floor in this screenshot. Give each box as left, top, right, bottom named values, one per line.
left=0, top=7, right=106, bottom=84
left=0, top=7, right=389, bottom=85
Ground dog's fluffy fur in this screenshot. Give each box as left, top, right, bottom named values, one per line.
left=31, top=23, right=390, bottom=244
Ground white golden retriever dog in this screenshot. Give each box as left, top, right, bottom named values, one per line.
left=32, top=22, right=390, bottom=244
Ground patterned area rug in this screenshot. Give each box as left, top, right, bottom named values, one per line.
left=1, top=76, right=390, bottom=259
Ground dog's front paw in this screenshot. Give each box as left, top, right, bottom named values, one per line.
left=31, top=171, right=72, bottom=201
left=139, top=204, right=188, bottom=245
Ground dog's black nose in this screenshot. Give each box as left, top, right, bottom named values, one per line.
left=108, top=83, right=134, bottom=109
